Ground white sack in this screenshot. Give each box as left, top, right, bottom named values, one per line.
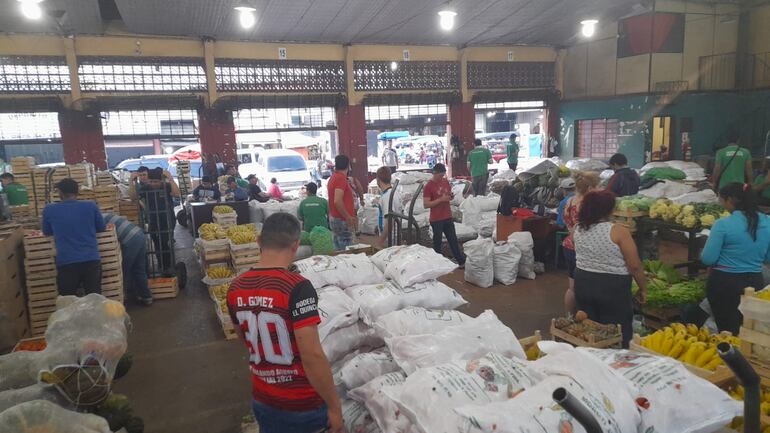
left=248, top=200, right=265, bottom=224
left=565, top=158, right=608, bottom=172
left=342, top=399, right=382, bottom=433
left=373, top=244, right=458, bottom=287
left=429, top=222, right=477, bottom=243
left=349, top=372, right=415, bottom=433
left=295, top=254, right=384, bottom=289
left=670, top=189, right=718, bottom=205
left=317, top=286, right=360, bottom=340
left=493, top=241, right=521, bottom=285
left=451, top=183, right=467, bottom=206
left=465, top=211, right=497, bottom=237
left=322, top=322, right=383, bottom=364
left=358, top=206, right=380, bottom=235
left=463, top=237, right=495, bottom=288
left=0, top=400, right=111, bottom=433
left=508, top=231, right=536, bottom=280
left=279, top=199, right=300, bottom=217
left=386, top=310, right=526, bottom=374
left=339, top=348, right=402, bottom=390
left=296, top=245, right=312, bottom=260
left=600, top=169, right=615, bottom=180
left=585, top=348, right=742, bottom=433
left=459, top=194, right=500, bottom=215
left=260, top=200, right=284, bottom=220
left=639, top=180, right=696, bottom=199
left=372, top=307, right=471, bottom=339
left=345, top=280, right=467, bottom=324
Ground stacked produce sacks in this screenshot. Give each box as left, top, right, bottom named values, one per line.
left=296, top=247, right=743, bottom=433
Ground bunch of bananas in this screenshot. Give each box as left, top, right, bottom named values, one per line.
left=207, top=267, right=234, bottom=280
left=217, top=298, right=228, bottom=314
left=199, top=223, right=227, bottom=241
left=729, top=385, right=770, bottom=425
left=230, top=231, right=257, bottom=245
left=757, top=288, right=770, bottom=301
left=640, top=322, right=741, bottom=371
left=211, top=283, right=229, bottom=301
left=525, top=344, right=541, bottom=361
left=728, top=416, right=770, bottom=433
left=213, top=205, right=235, bottom=214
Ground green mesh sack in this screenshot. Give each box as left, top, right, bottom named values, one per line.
left=309, top=226, right=334, bottom=255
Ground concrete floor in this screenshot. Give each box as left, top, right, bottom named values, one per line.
left=113, top=227, right=572, bottom=433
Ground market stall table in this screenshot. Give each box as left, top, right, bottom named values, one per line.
left=187, top=201, right=250, bottom=237
left=636, top=217, right=704, bottom=277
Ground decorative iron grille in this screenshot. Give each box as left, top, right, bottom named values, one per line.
left=467, top=62, right=555, bottom=90
left=215, top=59, right=346, bottom=92
left=78, top=57, right=208, bottom=92
left=0, top=56, right=71, bottom=93
left=354, top=61, right=460, bottom=91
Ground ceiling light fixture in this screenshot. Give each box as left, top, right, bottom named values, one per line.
left=580, top=19, right=598, bottom=38
left=438, top=10, right=457, bottom=31
left=234, top=1, right=257, bottom=29
left=18, top=0, right=44, bottom=20
left=390, top=61, right=398, bottom=71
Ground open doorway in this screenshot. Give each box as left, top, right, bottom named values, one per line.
left=652, top=116, right=674, bottom=161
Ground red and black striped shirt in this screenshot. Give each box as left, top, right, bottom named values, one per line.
left=227, top=267, right=323, bottom=411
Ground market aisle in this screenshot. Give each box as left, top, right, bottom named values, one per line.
left=115, top=228, right=569, bottom=433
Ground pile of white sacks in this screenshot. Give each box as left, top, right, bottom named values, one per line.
left=463, top=231, right=536, bottom=288
left=296, top=246, right=741, bottom=433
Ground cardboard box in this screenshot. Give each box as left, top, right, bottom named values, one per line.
left=0, top=228, right=23, bottom=287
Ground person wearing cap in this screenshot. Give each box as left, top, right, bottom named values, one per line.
left=42, top=178, right=106, bottom=296
left=298, top=182, right=329, bottom=232
left=556, top=178, right=576, bottom=227
left=423, top=164, right=466, bottom=266
left=192, top=175, right=221, bottom=202
left=225, top=176, right=249, bottom=201
left=246, top=174, right=270, bottom=202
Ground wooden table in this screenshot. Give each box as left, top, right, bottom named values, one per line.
left=188, top=201, right=250, bottom=237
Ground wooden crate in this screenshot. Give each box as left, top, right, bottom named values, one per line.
left=630, top=334, right=734, bottom=386
left=215, top=304, right=238, bottom=340
left=550, top=318, right=623, bottom=348
left=230, top=245, right=260, bottom=269
left=149, top=277, right=178, bottom=299
left=213, top=212, right=237, bottom=227
left=739, top=288, right=770, bottom=386
left=641, top=306, right=681, bottom=330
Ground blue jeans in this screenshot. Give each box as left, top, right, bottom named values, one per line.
left=123, top=237, right=152, bottom=300
left=251, top=400, right=328, bottom=433
left=329, top=217, right=352, bottom=251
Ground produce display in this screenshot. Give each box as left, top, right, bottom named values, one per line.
left=632, top=260, right=706, bottom=307
left=648, top=199, right=728, bottom=228
left=728, top=385, right=770, bottom=432
left=615, top=195, right=656, bottom=213
left=199, top=223, right=227, bottom=241
left=640, top=322, right=739, bottom=371
left=207, top=267, right=234, bottom=280
left=226, top=224, right=258, bottom=245
left=211, top=283, right=229, bottom=314
left=552, top=310, right=621, bottom=341
left=212, top=205, right=235, bottom=214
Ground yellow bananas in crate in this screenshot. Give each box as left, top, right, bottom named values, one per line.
left=211, top=283, right=229, bottom=301
left=230, top=231, right=257, bottom=245
left=213, top=205, right=235, bottom=214
left=199, top=223, right=227, bottom=241
left=207, top=267, right=234, bottom=280
left=640, top=322, right=740, bottom=371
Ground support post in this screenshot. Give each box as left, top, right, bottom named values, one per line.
left=59, top=110, right=107, bottom=169
left=336, top=104, right=368, bottom=186
left=198, top=109, right=237, bottom=176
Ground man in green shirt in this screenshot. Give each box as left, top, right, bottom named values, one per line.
left=467, top=138, right=494, bottom=196
left=505, top=133, right=519, bottom=171
left=713, top=130, right=752, bottom=190
left=753, top=164, right=770, bottom=205
left=298, top=182, right=329, bottom=232
left=0, top=173, right=29, bottom=205
left=226, top=165, right=250, bottom=188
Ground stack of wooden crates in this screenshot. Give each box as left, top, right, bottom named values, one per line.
left=0, top=226, right=30, bottom=347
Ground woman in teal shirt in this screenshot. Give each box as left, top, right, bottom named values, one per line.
left=701, top=183, right=770, bottom=333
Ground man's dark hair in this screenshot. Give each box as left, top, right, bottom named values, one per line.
left=474, top=139, right=482, bottom=147
left=609, top=153, right=628, bottom=167
left=201, top=175, right=213, bottom=184
left=306, top=182, right=318, bottom=195
left=433, top=163, right=447, bottom=174
left=509, top=133, right=517, bottom=141
left=726, top=128, right=740, bottom=144
left=335, top=154, right=350, bottom=171
left=270, top=178, right=277, bottom=184
left=56, top=178, right=79, bottom=196
left=148, top=168, right=163, bottom=180
left=137, top=166, right=149, bottom=173
left=376, top=166, right=391, bottom=184
left=225, top=164, right=235, bottom=172
left=260, top=212, right=301, bottom=250
left=0, top=173, right=14, bottom=181
left=226, top=176, right=236, bottom=185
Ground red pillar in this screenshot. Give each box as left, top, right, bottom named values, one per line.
left=59, top=110, right=107, bottom=169
left=198, top=108, right=237, bottom=176
left=336, top=104, right=368, bottom=186
left=448, top=102, right=475, bottom=178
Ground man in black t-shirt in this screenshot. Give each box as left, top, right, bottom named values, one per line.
left=247, top=174, right=270, bottom=202
left=135, top=168, right=180, bottom=272
left=192, top=175, right=221, bottom=202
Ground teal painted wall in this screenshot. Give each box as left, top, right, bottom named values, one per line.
left=558, top=90, right=770, bottom=168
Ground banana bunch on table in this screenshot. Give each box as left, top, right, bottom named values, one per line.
left=641, top=322, right=740, bottom=371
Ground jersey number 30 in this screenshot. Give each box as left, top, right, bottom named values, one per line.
left=236, top=311, right=294, bottom=365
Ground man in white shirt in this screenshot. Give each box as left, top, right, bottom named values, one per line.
left=375, top=166, right=402, bottom=247
left=382, top=140, right=399, bottom=174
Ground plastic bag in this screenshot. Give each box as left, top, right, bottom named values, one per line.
left=345, top=280, right=467, bottom=324
left=308, top=226, right=335, bottom=256
left=507, top=232, right=536, bottom=280
left=386, top=310, right=526, bottom=374
left=338, top=348, right=401, bottom=391
left=317, top=286, right=360, bottom=341
left=387, top=353, right=542, bottom=433
left=295, top=254, right=384, bottom=289
left=342, top=399, right=382, bottom=433
left=372, top=307, right=471, bottom=339
left=0, top=400, right=111, bottom=433
left=463, top=238, right=495, bottom=288
left=348, top=372, right=415, bottom=433
left=493, top=241, right=521, bottom=285
left=321, top=322, right=383, bottom=364
left=373, top=245, right=458, bottom=287
left=584, top=348, right=742, bottom=433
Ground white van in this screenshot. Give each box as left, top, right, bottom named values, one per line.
left=238, top=148, right=312, bottom=192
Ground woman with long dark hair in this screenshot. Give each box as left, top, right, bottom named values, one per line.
left=701, top=183, right=770, bottom=334
left=573, top=190, right=647, bottom=347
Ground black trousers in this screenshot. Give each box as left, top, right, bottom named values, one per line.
left=430, top=218, right=466, bottom=265
left=471, top=173, right=489, bottom=196
left=574, top=268, right=633, bottom=348
left=57, top=260, right=102, bottom=296
left=706, top=269, right=763, bottom=335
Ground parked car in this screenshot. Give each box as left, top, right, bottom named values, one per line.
left=238, top=149, right=312, bottom=192
left=115, top=155, right=170, bottom=172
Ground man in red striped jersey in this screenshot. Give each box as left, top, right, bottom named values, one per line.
left=228, top=213, right=343, bottom=433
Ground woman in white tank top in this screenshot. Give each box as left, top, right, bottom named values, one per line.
left=573, top=190, right=647, bottom=347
